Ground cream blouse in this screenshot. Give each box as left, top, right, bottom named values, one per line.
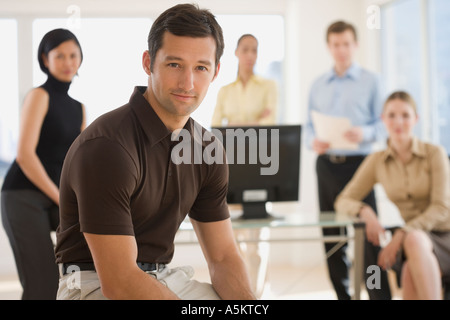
left=211, top=75, right=278, bottom=127
left=335, top=137, right=450, bottom=232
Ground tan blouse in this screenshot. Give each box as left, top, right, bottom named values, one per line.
left=211, top=75, right=278, bottom=127
left=335, top=137, right=450, bottom=232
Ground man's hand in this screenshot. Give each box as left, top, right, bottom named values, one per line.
left=344, top=127, right=363, bottom=144
left=312, top=138, right=330, bottom=155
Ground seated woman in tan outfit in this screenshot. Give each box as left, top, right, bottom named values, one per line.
left=335, top=91, right=450, bottom=300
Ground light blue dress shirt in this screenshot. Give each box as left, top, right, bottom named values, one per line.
left=305, top=63, right=386, bottom=156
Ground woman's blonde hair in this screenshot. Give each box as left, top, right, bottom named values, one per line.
left=383, top=91, right=417, bottom=115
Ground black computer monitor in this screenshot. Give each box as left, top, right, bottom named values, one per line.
left=211, top=125, right=301, bottom=219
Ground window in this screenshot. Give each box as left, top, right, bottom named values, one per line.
left=33, top=18, right=152, bottom=125
left=429, top=0, right=450, bottom=154
left=381, top=0, right=450, bottom=154
left=381, top=0, right=423, bottom=137
left=0, top=19, right=19, bottom=175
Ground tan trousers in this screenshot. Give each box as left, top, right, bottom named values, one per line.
left=57, top=265, right=220, bottom=300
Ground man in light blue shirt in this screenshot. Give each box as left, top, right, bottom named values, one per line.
left=305, top=21, right=391, bottom=300
left=306, top=63, right=385, bottom=155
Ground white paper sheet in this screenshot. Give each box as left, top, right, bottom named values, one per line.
left=311, top=110, right=358, bottom=150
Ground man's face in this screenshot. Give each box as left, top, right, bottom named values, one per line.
left=145, top=32, right=219, bottom=118
left=327, top=30, right=358, bottom=66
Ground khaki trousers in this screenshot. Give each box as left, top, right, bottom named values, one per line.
left=57, top=265, right=220, bottom=300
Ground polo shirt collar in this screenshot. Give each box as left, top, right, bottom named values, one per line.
left=129, top=86, right=176, bottom=147
left=327, top=63, right=361, bottom=82
left=382, top=136, right=427, bottom=161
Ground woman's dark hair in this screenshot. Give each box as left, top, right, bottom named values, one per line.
left=37, top=28, right=83, bottom=75
left=236, top=34, right=258, bottom=49
left=147, top=3, right=224, bottom=73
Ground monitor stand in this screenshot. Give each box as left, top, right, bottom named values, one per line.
left=240, top=202, right=277, bottom=220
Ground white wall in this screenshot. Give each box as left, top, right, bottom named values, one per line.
left=0, top=0, right=385, bottom=278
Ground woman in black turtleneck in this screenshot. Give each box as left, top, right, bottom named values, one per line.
left=1, top=29, right=85, bottom=300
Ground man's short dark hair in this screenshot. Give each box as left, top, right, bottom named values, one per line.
left=326, top=21, right=358, bottom=43
left=147, top=3, right=224, bottom=72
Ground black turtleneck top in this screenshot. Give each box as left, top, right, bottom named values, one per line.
left=2, top=74, right=83, bottom=192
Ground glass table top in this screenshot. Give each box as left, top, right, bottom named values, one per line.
left=179, top=211, right=359, bottom=231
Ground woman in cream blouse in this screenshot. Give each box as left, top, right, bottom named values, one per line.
left=335, top=91, right=450, bottom=300
left=211, top=34, right=278, bottom=127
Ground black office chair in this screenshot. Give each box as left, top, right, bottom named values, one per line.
left=447, top=156, right=450, bottom=300
left=442, top=156, right=450, bottom=300
left=443, top=276, right=450, bottom=300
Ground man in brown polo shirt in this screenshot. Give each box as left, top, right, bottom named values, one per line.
left=55, top=4, right=255, bottom=300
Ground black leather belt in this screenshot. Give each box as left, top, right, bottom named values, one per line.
left=59, top=262, right=166, bottom=277
left=320, top=154, right=366, bottom=164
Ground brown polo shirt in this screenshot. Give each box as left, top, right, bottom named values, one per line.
left=55, top=86, right=230, bottom=264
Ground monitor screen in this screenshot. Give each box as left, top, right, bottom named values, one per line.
left=211, top=125, right=301, bottom=219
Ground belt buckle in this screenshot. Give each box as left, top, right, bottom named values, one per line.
left=329, top=154, right=346, bottom=164
left=148, top=263, right=159, bottom=273
left=153, top=263, right=165, bottom=273
left=58, top=263, right=82, bottom=277
left=138, top=262, right=164, bottom=273
left=143, top=263, right=164, bottom=279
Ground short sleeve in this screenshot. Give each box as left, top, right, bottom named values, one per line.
left=68, top=137, right=138, bottom=235
left=188, top=151, right=230, bottom=222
